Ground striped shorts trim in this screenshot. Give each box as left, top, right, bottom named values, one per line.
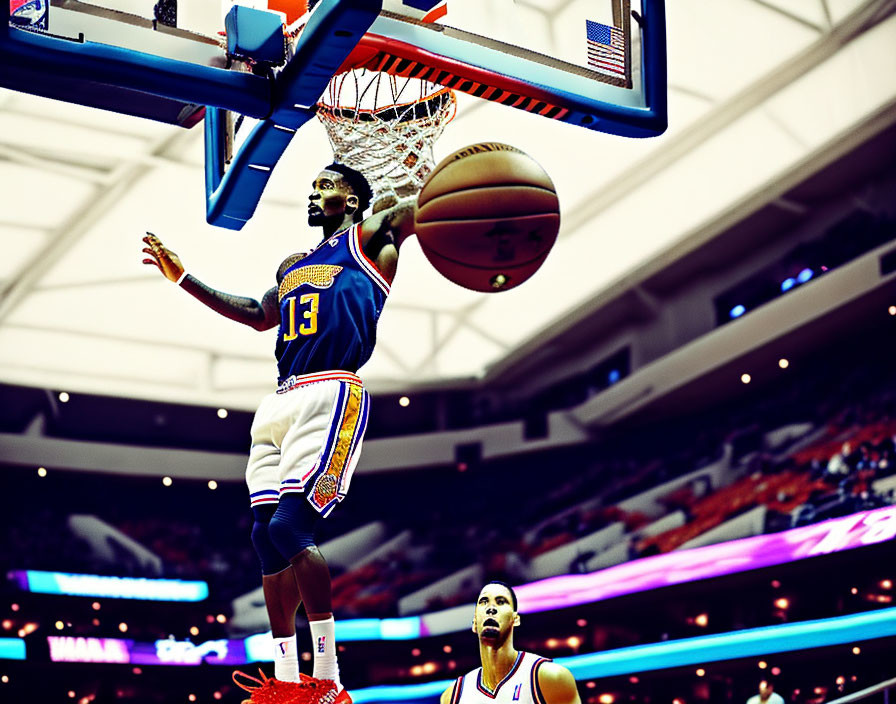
left=277, top=369, right=362, bottom=394
left=246, top=372, right=369, bottom=515
left=282, top=380, right=370, bottom=516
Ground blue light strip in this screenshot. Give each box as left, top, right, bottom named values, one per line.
left=347, top=608, right=896, bottom=702
left=351, top=680, right=449, bottom=704
left=0, top=638, right=26, bottom=660
left=15, top=570, right=208, bottom=602
left=562, top=607, right=896, bottom=678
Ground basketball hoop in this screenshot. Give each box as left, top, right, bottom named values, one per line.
left=316, top=69, right=456, bottom=209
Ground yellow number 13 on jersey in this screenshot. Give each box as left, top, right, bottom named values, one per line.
left=283, top=293, right=319, bottom=340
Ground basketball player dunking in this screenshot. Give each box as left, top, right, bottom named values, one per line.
left=441, top=582, right=581, bottom=704
left=142, top=163, right=414, bottom=704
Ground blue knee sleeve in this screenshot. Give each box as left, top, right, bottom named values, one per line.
left=251, top=505, right=290, bottom=575
left=268, top=494, right=320, bottom=562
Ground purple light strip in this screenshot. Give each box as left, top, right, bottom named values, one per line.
left=516, top=506, right=896, bottom=613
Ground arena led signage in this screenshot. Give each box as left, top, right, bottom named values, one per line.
left=11, top=571, right=209, bottom=602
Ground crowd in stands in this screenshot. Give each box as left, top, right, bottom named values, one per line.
left=4, top=329, right=895, bottom=626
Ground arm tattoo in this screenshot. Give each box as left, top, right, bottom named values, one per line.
left=181, top=275, right=278, bottom=331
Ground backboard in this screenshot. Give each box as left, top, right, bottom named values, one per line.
left=2, top=0, right=666, bottom=229
left=342, top=0, right=666, bottom=139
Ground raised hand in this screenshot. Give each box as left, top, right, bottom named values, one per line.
left=142, top=232, right=185, bottom=283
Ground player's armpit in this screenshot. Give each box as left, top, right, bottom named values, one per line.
left=537, top=663, right=581, bottom=704
left=260, top=286, right=281, bottom=328
left=179, top=278, right=279, bottom=331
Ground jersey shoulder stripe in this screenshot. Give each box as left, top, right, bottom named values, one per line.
left=348, top=223, right=391, bottom=295
left=530, top=657, right=551, bottom=704
left=450, top=676, right=465, bottom=704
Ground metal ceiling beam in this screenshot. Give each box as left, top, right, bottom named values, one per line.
left=820, top=0, right=833, bottom=28
left=4, top=321, right=272, bottom=362
left=747, top=0, right=826, bottom=33
left=2, top=94, right=167, bottom=142
left=0, top=143, right=108, bottom=184
left=0, top=127, right=197, bottom=323
left=411, top=298, right=489, bottom=377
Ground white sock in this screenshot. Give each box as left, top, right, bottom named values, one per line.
left=309, top=617, right=340, bottom=688
left=273, top=634, right=300, bottom=683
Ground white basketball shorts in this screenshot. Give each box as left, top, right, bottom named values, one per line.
left=246, top=370, right=370, bottom=516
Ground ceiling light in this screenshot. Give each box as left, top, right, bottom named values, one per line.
left=58, top=392, right=70, bottom=403
left=778, top=358, right=789, bottom=369
left=399, top=396, right=410, bottom=407
left=217, top=408, right=228, bottom=419
left=741, top=373, right=751, bottom=384
left=162, top=476, right=173, bottom=487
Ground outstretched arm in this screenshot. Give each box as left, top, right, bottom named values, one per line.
left=142, top=232, right=280, bottom=332
left=537, top=662, right=581, bottom=704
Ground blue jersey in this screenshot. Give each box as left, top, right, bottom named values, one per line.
left=275, top=225, right=389, bottom=381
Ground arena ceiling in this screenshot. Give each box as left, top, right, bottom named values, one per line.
left=1, top=0, right=895, bottom=411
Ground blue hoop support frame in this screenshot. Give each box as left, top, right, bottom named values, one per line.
left=205, top=0, right=382, bottom=229
left=0, top=3, right=270, bottom=118
left=0, top=0, right=381, bottom=230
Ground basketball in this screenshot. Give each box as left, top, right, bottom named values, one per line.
left=415, top=143, right=560, bottom=292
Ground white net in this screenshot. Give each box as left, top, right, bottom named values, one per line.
left=316, top=69, right=456, bottom=209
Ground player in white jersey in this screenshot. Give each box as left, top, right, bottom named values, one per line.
left=441, top=582, right=581, bottom=704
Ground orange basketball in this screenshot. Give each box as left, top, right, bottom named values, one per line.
left=415, top=143, right=560, bottom=292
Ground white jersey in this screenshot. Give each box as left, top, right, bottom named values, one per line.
left=450, top=652, right=551, bottom=704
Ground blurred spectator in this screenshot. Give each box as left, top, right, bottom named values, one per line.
left=746, top=680, right=784, bottom=704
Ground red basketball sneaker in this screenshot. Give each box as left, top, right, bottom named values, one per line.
left=307, top=678, right=352, bottom=704
left=233, top=668, right=318, bottom=704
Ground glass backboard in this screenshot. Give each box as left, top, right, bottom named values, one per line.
left=2, top=0, right=666, bottom=229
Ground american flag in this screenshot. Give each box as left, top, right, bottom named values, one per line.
left=586, top=19, right=625, bottom=78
